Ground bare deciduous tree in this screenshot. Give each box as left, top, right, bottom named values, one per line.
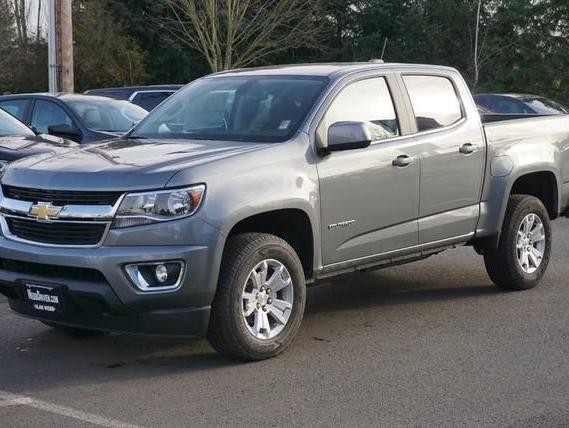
left=161, top=0, right=325, bottom=72
left=11, top=0, right=30, bottom=49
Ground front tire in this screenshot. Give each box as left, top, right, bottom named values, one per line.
left=484, top=195, right=552, bottom=291
left=208, top=233, right=306, bottom=361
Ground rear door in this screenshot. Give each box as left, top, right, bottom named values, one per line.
left=401, top=74, right=486, bottom=244
left=317, top=74, right=421, bottom=266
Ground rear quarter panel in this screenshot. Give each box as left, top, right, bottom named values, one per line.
left=477, top=115, right=569, bottom=236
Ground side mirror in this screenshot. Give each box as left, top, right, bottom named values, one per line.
left=47, top=123, right=80, bottom=140
left=326, top=121, right=372, bottom=152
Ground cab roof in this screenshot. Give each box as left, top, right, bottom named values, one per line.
left=0, top=93, right=130, bottom=103
left=209, top=62, right=459, bottom=80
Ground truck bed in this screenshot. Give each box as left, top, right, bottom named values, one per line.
left=482, top=113, right=569, bottom=219
left=481, top=113, right=555, bottom=124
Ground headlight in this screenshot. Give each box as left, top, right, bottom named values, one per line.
left=112, top=185, right=205, bottom=228
left=0, top=160, right=9, bottom=176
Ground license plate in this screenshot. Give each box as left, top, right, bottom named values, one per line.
left=24, top=283, right=65, bottom=313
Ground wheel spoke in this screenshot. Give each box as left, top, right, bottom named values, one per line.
left=242, top=292, right=256, bottom=316
left=251, top=271, right=263, bottom=289
left=253, top=310, right=262, bottom=333
left=526, top=214, right=535, bottom=233
left=529, top=247, right=542, bottom=266
left=530, top=229, right=545, bottom=243
left=253, top=308, right=271, bottom=337
left=521, top=250, right=529, bottom=269
left=259, top=311, right=271, bottom=337
left=271, top=298, right=292, bottom=312
left=244, top=303, right=256, bottom=317
left=516, top=231, right=525, bottom=249
left=268, top=306, right=287, bottom=325
left=242, top=291, right=256, bottom=302
left=267, top=266, right=291, bottom=292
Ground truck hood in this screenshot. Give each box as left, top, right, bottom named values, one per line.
left=2, top=138, right=268, bottom=191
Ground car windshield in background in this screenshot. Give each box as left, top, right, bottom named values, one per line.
left=66, top=99, right=148, bottom=133
left=0, top=108, right=34, bottom=137
left=521, top=97, right=568, bottom=115
left=132, top=76, right=329, bottom=142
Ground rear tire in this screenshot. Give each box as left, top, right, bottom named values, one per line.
left=484, top=195, right=552, bottom=291
left=208, top=233, right=306, bottom=361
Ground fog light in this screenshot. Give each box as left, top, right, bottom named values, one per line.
left=125, top=261, right=184, bottom=292
left=155, top=264, right=168, bottom=283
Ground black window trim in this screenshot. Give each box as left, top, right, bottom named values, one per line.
left=400, top=72, right=467, bottom=137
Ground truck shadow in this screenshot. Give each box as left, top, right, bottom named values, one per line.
left=305, top=268, right=499, bottom=316
left=0, top=261, right=500, bottom=394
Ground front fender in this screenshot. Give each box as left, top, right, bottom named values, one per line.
left=167, top=135, right=322, bottom=303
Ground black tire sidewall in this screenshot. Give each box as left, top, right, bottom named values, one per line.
left=212, top=234, right=306, bottom=359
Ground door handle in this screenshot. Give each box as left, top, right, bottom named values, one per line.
left=459, top=143, right=476, bottom=155
left=392, top=154, right=415, bottom=167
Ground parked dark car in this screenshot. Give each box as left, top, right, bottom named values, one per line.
left=84, top=85, right=183, bottom=111
left=0, top=93, right=148, bottom=144
left=474, top=93, right=568, bottom=116
left=0, top=107, right=77, bottom=173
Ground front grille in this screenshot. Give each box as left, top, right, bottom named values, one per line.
left=2, top=185, right=122, bottom=206
left=6, top=217, right=107, bottom=246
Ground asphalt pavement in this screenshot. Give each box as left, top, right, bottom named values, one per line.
left=1, top=220, right=569, bottom=427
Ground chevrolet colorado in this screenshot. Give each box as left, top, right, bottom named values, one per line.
left=1, top=63, right=568, bottom=360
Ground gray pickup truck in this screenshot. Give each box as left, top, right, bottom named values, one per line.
left=1, top=63, right=568, bottom=360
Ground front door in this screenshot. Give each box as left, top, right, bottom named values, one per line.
left=316, top=75, right=421, bottom=266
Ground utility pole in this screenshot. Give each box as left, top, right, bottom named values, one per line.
left=48, top=0, right=57, bottom=93
left=57, top=0, right=74, bottom=93
left=47, top=0, right=74, bottom=94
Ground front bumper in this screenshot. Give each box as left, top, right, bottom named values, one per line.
left=0, top=230, right=220, bottom=337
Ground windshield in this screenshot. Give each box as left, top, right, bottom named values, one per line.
left=522, top=97, right=568, bottom=115
left=66, top=98, right=148, bottom=133
left=0, top=108, right=34, bottom=137
left=132, top=75, right=329, bottom=142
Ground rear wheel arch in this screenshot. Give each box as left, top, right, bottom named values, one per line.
left=509, top=171, right=559, bottom=219
left=473, top=170, right=558, bottom=253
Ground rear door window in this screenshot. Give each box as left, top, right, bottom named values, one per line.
left=0, top=99, right=30, bottom=121
left=402, top=75, right=463, bottom=132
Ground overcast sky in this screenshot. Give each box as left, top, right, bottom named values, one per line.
left=27, top=0, right=47, bottom=37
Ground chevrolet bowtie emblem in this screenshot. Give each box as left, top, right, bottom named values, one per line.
left=29, top=202, right=63, bottom=221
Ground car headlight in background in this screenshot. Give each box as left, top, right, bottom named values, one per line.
left=112, top=184, right=205, bottom=228
left=0, top=160, right=9, bottom=176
